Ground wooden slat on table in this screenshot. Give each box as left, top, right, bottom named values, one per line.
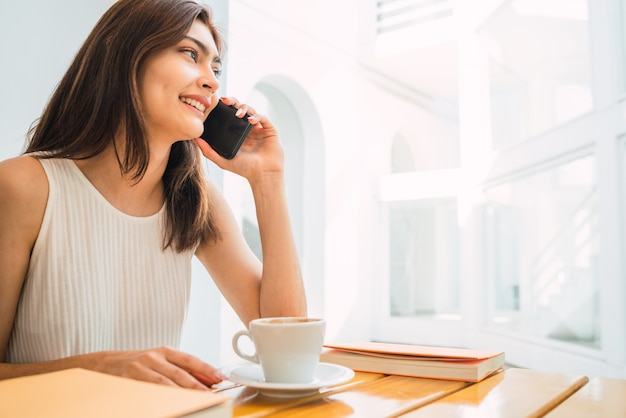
left=544, top=377, right=626, bottom=418
left=223, top=371, right=384, bottom=418
left=399, top=368, right=589, bottom=418
left=259, top=374, right=472, bottom=418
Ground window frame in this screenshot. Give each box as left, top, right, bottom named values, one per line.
left=372, top=0, right=626, bottom=378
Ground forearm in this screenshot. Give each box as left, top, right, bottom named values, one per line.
left=250, top=173, right=307, bottom=317
left=0, top=348, right=225, bottom=388
left=0, top=354, right=97, bottom=380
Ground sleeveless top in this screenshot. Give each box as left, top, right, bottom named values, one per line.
left=6, top=157, right=194, bottom=363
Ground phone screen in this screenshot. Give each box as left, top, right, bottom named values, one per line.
left=200, top=101, right=252, bottom=159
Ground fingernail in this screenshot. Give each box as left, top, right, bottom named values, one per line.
left=235, top=108, right=244, bottom=117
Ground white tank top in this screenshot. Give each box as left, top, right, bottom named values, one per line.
left=6, top=157, right=194, bottom=363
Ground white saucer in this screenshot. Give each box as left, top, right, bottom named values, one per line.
left=225, top=362, right=354, bottom=398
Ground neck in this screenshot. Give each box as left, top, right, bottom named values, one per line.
left=74, top=145, right=170, bottom=217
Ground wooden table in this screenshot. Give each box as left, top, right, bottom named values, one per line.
left=213, top=367, right=625, bottom=417
left=544, top=376, right=626, bottom=418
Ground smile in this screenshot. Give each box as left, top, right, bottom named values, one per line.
left=180, top=97, right=207, bottom=113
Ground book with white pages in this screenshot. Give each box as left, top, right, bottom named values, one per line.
left=320, top=341, right=505, bottom=382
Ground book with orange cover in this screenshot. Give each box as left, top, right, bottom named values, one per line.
left=321, top=341, right=505, bottom=382
left=0, top=368, right=232, bottom=418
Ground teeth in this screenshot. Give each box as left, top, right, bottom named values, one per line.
left=180, top=97, right=206, bottom=113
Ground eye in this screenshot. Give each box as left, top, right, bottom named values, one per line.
left=212, top=67, right=222, bottom=79
left=182, top=48, right=198, bottom=62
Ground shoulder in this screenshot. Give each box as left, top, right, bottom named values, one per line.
left=0, top=155, right=49, bottom=226
left=0, top=155, right=48, bottom=202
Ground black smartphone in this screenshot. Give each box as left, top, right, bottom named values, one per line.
left=200, top=100, right=252, bottom=159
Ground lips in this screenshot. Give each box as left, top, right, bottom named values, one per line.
left=180, top=96, right=207, bottom=113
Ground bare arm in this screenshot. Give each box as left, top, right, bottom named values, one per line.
left=0, top=156, right=47, bottom=368
left=250, top=172, right=306, bottom=318
left=194, top=97, right=307, bottom=327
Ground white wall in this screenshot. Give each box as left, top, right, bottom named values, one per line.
left=0, top=1, right=113, bottom=161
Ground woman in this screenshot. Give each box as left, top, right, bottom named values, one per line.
left=0, top=0, right=306, bottom=389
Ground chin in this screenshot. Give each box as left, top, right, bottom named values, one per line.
left=183, top=127, right=204, bottom=140
left=192, top=124, right=205, bottom=139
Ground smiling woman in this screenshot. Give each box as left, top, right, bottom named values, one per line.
left=138, top=20, right=222, bottom=146
left=0, top=0, right=306, bottom=389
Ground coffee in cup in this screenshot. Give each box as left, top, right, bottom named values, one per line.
left=232, top=317, right=326, bottom=384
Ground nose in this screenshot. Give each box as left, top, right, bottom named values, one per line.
left=199, top=68, right=220, bottom=92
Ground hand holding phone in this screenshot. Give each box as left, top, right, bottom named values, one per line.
left=200, top=100, right=252, bottom=159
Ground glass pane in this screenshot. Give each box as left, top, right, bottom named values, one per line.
left=480, top=0, right=593, bottom=148
left=485, top=156, right=600, bottom=349
left=389, top=199, right=459, bottom=316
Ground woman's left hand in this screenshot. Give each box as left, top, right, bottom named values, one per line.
left=193, top=97, right=284, bottom=183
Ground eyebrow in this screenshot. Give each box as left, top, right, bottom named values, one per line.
left=183, top=35, right=221, bottom=64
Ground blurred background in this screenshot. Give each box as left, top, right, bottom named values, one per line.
left=1, top=0, right=624, bottom=379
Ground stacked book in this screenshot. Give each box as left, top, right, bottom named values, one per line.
left=321, top=341, right=505, bottom=382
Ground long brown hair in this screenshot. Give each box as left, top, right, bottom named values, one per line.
left=25, top=0, right=222, bottom=252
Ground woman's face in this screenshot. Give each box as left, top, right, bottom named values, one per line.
left=139, top=20, right=221, bottom=146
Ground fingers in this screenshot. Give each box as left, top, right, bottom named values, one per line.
left=219, top=96, right=273, bottom=131
left=107, top=347, right=227, bottom=390
left=220, top=96, right=257, bottom=121
left=193, top=137, right=217, bottom=159
left=144, top=354, right=208, bottom=390
left=193, top=138, right=231, bottom=169
left=190, top=370, right=228, bottom=387
left=220, top=96, right=243, bottom=111
left=128, top=364, right=178, bottom=388
left=163, top=347, right=228, bottom=387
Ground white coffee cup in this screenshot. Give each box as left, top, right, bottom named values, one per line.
left=232, top=317, right=326, bottom=384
